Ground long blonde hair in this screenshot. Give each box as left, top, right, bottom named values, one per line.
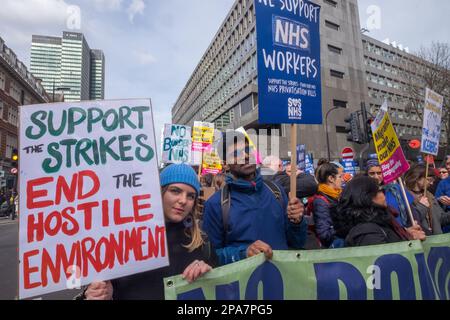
left=162, top=186, right=204, bottom=252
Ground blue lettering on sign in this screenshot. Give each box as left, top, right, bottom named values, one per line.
left=273, top=16, right=310, bottom=51
left=314, top=262, right=367, bottom=300
left=373, top=254, right=416, bottom=300
left=427, top=247, right=450, bottom=300
left=245, top=261, right=284, bottom=300
left=423, top=139, right=438, bottom=154
left=177, top=287, right=206, bottom=300
left=175, top=250, right=450, bottom=300
left=415, top=253, right=438, bottom=300
left=216, top=281, right=240, bottom=300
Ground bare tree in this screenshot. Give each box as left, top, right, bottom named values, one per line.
left=403, top=42, right=450, bottom=154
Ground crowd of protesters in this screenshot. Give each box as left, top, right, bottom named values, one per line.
left=82, top=130, right=450, bottom=300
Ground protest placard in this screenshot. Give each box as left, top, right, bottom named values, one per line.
left=421, top=88, right=444, bottom=156
left=19, top=99, right=168, bottom=299
left=201, top=151, right=222, bottom=175
left=192, top=122, right=214, bottom=152
left=255, top=0, right=322, bottom=203
left=255, top=0, right=322, bottom=124
left=371, top=101, right=410, bottom=184
left=297, top=145, right=306, bottom=170
left=162, top=124, right=192, bottom=164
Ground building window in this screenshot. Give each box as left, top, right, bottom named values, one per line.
left=8, top=106, right=18, bottom=126
left=240, top=94, right=253, bottom=116
left=325, top=20, right=340, bottom=31
left=336, top=126, right=347, bottom=134
left=328, top=44, right=342, bottom=55
left=324, top=0, right=338, bottom=7
left=6, top=135, right=18, bottom=159
left=0, top=71, right=5, bottom=90
left=330, top=69, right=345, bottom=79
left=333, top=99, right=347, bottom=108
left=0, top=102, right=3, bottom=119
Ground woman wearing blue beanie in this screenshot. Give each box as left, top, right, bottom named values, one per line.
left=82, top=164, right=215, bottom=300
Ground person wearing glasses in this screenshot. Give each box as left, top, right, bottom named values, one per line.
left=439, top=168, right=449, bottom=180
left=202, top=131, right=307, bottom=266
left=436, top=157, right=450, bottom=209
left=404, top=164, right=450, bottom=235
left=365, top=159, right=421, bottom=229
left=333, top=176, right=425, bottom=247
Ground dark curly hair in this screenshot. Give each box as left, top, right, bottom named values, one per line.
left=332, top=176, right=392, bottom=239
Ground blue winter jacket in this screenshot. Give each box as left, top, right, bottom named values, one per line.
left=384, top=183, right=420, bottom=227
left=202, top=171, right=308, bottom=266
left=435, top=178, right=450, bottom=211
left=312, top=194, right=338, bottom=248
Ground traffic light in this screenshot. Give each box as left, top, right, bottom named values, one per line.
left=361, top=103, right=374, bottom=144
left=344, top=112, right=363, bottom=144
left=11, top=148, right=18, bottom=169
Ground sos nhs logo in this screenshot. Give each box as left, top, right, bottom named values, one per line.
left=288, top=98, right=302, bottom=120
left=272, top=15, right=310, bottom=51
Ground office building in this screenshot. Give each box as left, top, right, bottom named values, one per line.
left=31, top=32, right=105, bottom=102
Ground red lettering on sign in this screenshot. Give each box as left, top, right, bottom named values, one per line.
left=27, top=177, right=54, bottom=209
left=133, top=194, right=153, bottom=223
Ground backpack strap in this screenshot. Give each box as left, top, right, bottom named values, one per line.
left=221, top=184, right=231, bottom=243
left=316, top=194, right=330, bottom=205
left=264, top=180, right=284, bottom=209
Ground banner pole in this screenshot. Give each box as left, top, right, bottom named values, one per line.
left=290, top=124, right=297, bottom=201
left=198, top=150, right=203, bottom=180
left=424, top=155, right=430, bottom=197
left=398, top=178, right=417, bottom=226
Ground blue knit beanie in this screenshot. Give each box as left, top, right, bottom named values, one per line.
left=160, top=164, right=201, bottom=195
left=365, top=159, right=380, bottom=171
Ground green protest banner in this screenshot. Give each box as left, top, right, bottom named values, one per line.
left=165, top=235, right=450, bottom=300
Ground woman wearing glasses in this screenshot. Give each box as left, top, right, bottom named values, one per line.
left=332, top=176, right=425, bottom=247
left=404, top=164, right=450, bottom=235
left=439, top=168, right=449, bottom=180
left=365, top=159, right=421, bottom=229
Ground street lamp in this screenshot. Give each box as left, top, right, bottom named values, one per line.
left=52, top=78, right=71, bottom=102
left=326, top=105, right=346, bottom=161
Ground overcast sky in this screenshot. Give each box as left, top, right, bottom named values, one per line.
left=1, top=0, right=449, bottom=138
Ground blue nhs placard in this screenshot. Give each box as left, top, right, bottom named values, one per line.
left=255, top=0, right=322, bottom=124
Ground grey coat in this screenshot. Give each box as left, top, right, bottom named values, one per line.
left=412, top=193, right=450, bottom=235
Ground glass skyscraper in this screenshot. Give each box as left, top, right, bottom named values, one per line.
left=90, top=49, right=105, bottom=100
left=30, top=35, right=62, bottom=95
left=31, top=32, right=105, bottom=102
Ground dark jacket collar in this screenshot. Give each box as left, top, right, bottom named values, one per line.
left=226, top=169, right=264, bottom=194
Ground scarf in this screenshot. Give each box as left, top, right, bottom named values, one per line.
left=318, top=184, right=342, bottom=200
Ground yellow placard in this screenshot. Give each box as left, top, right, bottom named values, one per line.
left=372, top=112, right=401, bottom=164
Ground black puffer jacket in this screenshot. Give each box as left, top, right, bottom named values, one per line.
left=332, top=205, right=411, bottom=247
left=112, top=222, right=216, bottom=300
left=345, top=221, right=408, bottom=247
left=268, top=172, right=318, bottom=199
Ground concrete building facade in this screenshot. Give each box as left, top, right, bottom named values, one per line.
left=172, top=0, right=445, bottom=162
